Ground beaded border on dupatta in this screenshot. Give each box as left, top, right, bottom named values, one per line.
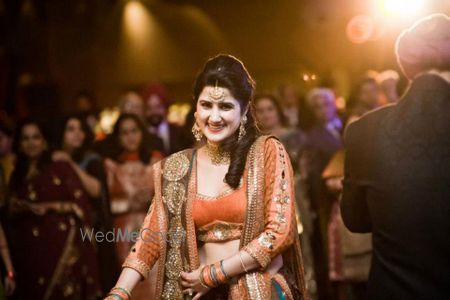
left=240, top=136, right=271, bottom=300
left=160, top=152, right=191, bottom=299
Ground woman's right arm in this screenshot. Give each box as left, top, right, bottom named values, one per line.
left=105, top=200, right=161, bottom=298
left=104, top=268, right=142, bottom=299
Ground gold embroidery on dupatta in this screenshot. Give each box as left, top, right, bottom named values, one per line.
left=272, top=140, right=290, bottom=232
left=153, top=162, right=166, bottom=298
left=43, top=218, right=77, bottom=300
left=186, top=156, right=200, bottom=270
left=240, top=136, right=271, bottom=300
left=161, top=153, right=190, bottom=300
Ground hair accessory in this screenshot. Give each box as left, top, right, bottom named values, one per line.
left=238, top=115, right=247, bottom=141
left=208, top=80, right=225, bottom=102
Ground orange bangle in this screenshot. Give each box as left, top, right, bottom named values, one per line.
left=213, top=261, right=229, bottom=284
left=108, top=286, right=132, bottom=300
left=200, top=265, right=217, bottom=288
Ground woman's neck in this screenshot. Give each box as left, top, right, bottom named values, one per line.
left=204, top=141, right=230, bottom=166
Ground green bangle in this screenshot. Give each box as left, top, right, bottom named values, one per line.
left=220, top=260, right=230, bottom=280
left=107, top=293, right=125, bottom=300
left=210, top=264, right=220, bottom=287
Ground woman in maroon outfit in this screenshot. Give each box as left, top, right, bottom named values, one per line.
left=7, top=119, right=101, bottom=300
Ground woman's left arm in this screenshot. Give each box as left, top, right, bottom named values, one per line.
left=239, top=138, right=296, bottom=270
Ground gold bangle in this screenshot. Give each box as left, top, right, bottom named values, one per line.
left=238, top=252, right=248, bottom=273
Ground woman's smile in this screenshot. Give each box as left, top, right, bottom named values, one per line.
left=206, top=122, right=226, bottom=133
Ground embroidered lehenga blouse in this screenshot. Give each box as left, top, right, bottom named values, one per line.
left=122, top=136, right=307, bottom=300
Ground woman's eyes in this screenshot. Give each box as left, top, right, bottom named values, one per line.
left=200, top=102, right=234, bottom=110
left=201, top=102, right=213, bottom=108
left=219, top=103, right=234, bottom=110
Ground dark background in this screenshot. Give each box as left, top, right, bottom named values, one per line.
left=1, top=0, right=449, bottom=116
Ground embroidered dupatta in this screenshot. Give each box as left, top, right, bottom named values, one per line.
left=123, top=136, right=306, bottom=300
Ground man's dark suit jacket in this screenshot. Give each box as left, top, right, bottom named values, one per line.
left=341, top=73, right=450, bottom=299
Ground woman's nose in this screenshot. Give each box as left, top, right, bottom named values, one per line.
left=209, top=108, right=221, bottom=122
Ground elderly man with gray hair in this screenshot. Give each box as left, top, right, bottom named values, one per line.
left=341, top=14, right=450, bottom=299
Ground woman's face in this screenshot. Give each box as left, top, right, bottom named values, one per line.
left=20, top=124, right=46, bottom=159
left=118, top=118, right=143, bottom=152
left=196, top=86, right=242, bottom=144
left=255, top=98, right=280, bottom=131
left=311, top=95, right=336, bottom=124
left=64, top=118, right=85, bottom=150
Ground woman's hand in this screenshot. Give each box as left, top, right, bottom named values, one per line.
left=180, top=267, right=210, bottom=300
left=29, top=203, right=50, bottom=216
left=4, top=276, right=16, bottom=296
left=52, top=151, right=72, bottom=162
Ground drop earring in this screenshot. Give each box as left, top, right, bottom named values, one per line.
left=238, top=115, right=247, bottom=141
left=192, top=122, right=203, bottom=141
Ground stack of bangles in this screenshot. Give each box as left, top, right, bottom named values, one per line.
left=199, top=260, right=230, bottom=289
left=105, top=286, right=132, bottom=300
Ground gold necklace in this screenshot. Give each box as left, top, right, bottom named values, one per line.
left=205, top=141, right=230, bottom=165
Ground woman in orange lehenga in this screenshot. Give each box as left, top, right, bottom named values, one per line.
left=105, top=55, right=306, bottom=300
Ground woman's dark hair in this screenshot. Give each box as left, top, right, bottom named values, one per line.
left=74, top=89, right=99, bottom=113
left=109, top=113, right=155, bottom=164
left=10, top=118, right=52, bottom=191
left=54, top=114, right=95, bottom=163
left=0, top=121, right=12, bottom=137
left=193, top=54, right=259, bottom=189
left=253, top=94, right=288, bottom=128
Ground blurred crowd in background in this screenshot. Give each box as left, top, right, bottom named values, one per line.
left=0, top=67, right=404, bottom=300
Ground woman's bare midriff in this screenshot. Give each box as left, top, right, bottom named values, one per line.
left=198, top=239, right=283, bottom=275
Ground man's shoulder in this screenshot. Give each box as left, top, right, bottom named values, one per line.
left=344, top=105, right=396, bottom=149
left=346, top=105, right=394, bottom=133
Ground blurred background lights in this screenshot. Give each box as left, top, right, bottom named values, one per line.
left=346, top=15, right=375, bottom=44
left=123, top=0, right=151, bottom=38
left=382, top=0, right=426, bottom=17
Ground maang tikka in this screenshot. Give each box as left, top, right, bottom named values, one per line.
left=208, top=80, right=225, bottom=102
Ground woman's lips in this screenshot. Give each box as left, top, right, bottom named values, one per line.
left=207, top=124, right=225, bottom=133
